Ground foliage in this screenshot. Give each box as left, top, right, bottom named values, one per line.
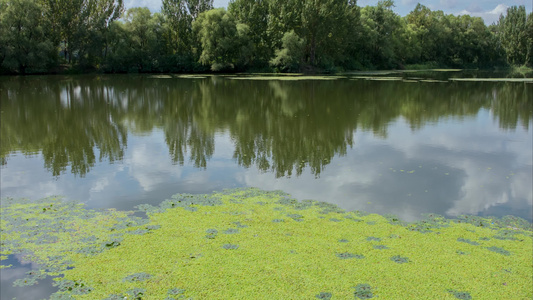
left=0, top=0, right=57, bottom=73
left=192, top=8, right=252, bottom=71
left=1, top=0, right=531, bottom=73
left=1, top=188, right=532, bottom=298
left=270, top=30, right=305, bottom=72
left=494, top=6, right=531, bottom=66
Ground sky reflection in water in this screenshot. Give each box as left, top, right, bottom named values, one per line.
left=1, top=74, right=531, bottom=224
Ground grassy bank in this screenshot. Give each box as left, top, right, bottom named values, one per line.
left=1, top=188, right=532, bottom=299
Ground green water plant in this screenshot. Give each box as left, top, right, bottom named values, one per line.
left=353, top=283, right=374, bottom=299
left=316, top=292, right=332, bottom=299
left=1, top=188, right=532, bottom=299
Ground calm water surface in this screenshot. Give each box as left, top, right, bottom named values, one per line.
left=1, top=73, right=532, bottom=297
left=1, top=74, right=531, bottom=220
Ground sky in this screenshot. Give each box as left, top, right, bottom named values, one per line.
left=125, top=0, right=532, bottom=25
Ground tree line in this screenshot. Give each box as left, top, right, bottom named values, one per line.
left=0, top=0, right=532, bottom=74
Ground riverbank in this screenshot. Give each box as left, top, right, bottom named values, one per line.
left=1, top=188, right=532, bottom=299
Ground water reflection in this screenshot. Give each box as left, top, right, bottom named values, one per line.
left=0, top=75, right=531, bottom=222
left=1, top=75, right=531, bottom=178
left=0, top=255, right=57, bottom=299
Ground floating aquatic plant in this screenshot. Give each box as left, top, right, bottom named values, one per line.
left=315, top=292, right=332, bottom=299
left=123, top=272, right=152, bottom=282
left=49, top=294, right=76, bottom=300
left=232, top=221, right=248, bottom=228
left=384, top=214, right=405, bottom=225
left=353, top=283, right=374, bottom=299
left=373, top=245, right=389, bottom=250
left=103, top=238, right=121, bottom=248
left=168, top=288, right=186, bottom=295
left=486, top=246, right=511, bottom=256
left=126, top=287, right=146, bottom=299
left=1, top=189, right=531, bottom=299
left=366, top=221, right=376, bottom=225
left=103, top=294, right=126, bottom=300
left=336, top=252, right=365, bottom=259
left=329, top=218, right=342, bottom=222
left=13, top=276, right=40, bottom=287
left=390, top=255, right=409, bottom=263
left=129, top=229, right=149, bottom=235
left=447, top=289, right=472, bottom=299
left=222, top=244, right=239, bottom=250
left=457, top=238, right=480, bottom=246
left=224, top=228, right=240, bottom=234
left=53, top=279, right=93, bottom=295
left=277, top=198, right=299, bottom=206
left=205, top=229, right=218, bottom=239
left=287, top=214, right=304, bottom=221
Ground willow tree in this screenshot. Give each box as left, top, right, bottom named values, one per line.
left=0, top=0, right=56, bottom=73
left=162, top=0, right=213, bottom=55
left=40, top=0, right=123, bottom=66
left=193, top=8, right=253, bottom=71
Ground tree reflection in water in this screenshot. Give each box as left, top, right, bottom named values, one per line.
left=0, top=75, right=530, bottom=177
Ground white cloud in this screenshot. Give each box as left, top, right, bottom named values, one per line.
left=458, top=4, right=508, bottom=25
left=126, top=131, right=183, bottom=192
left=239, top=113, right=532, bottom=222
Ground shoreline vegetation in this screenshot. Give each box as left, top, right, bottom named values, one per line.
left=1, top=1, right=532, bottom=75
left=1, top=188, right=532, bottom=299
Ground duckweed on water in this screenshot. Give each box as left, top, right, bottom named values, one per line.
left=353, top=284, right=374, bottom=299
left=390, top=255, right=410, bottom=264
left=315, top=292, right=332, bottom=299
left=222, top=244, right=239, bottom=250
left=123, top=272, right=152, bottom=282
left=486, top=246, right=511, bottom=256
left=447, top=289, right=473, bottom=299
left=336, top=252, right=365, bottom=259
left=373, top=245, right=389, bottom=250
left=1, top=188, right=532, bottom=299
left=457, top=238, right=480, bottom=246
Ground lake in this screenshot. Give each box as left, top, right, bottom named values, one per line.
left=2, top=72, right=531, bottom=222
left=1, top=72, right=532, bottom=298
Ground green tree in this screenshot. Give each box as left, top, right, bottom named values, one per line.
left=496, top=5, right=529, bottom=65
left=228, top=0, right=271, bottom=67
left=359, top=0, right=404, bottom=68
left=270, top=30, right=305, bottom=72
left=41, top=0, right=123, bottom=67
left=162, top=0, right=213, bottom=55
left=0, top=0, right=56, bottom=73
left=193, top=8, right=252, bottom=71
left=300, top=0, right=350, bottom=67
left=526, top=12, right=533, bottom=66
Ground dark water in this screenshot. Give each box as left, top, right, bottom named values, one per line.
left=0, top=73, right=532, bottom=298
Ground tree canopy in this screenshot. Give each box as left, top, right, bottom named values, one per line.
left=0, top=0, right=531, bottom=74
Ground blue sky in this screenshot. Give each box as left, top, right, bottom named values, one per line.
left=125, top=0, right=532, bottom=25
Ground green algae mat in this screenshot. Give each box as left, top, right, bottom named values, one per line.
left=1, top=188, right=532, bottom=299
